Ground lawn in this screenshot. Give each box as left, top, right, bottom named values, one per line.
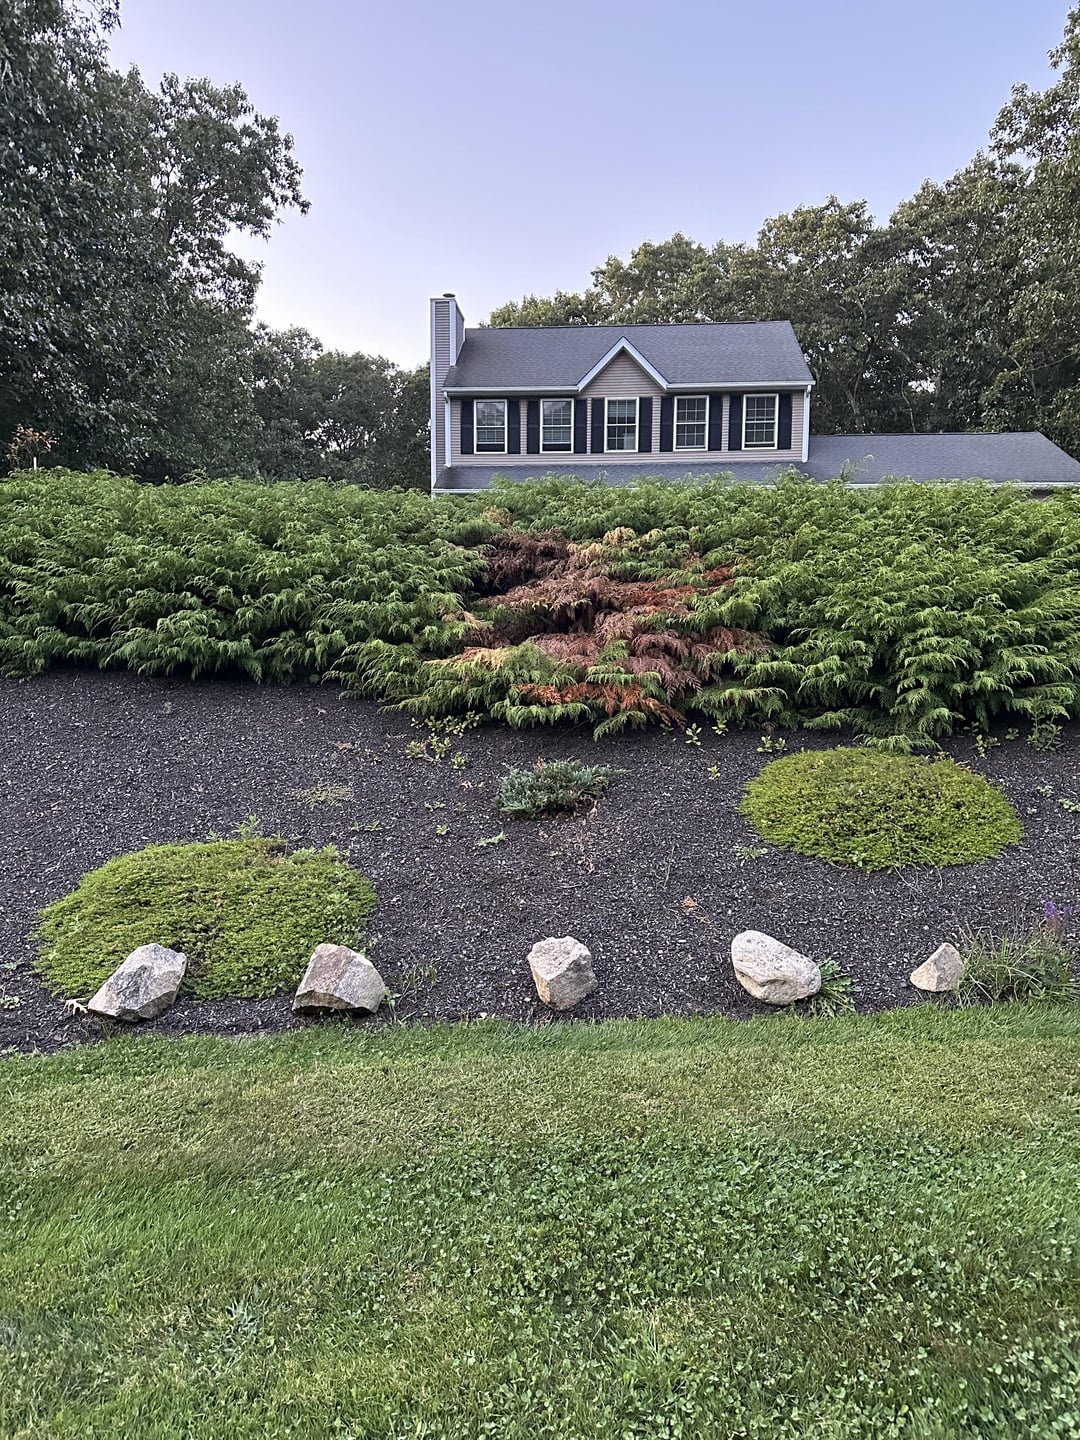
left=3, top=1006, right=1080, bottom=1438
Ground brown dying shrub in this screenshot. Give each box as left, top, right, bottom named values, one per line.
left=456, top=526, right=763, bottom=724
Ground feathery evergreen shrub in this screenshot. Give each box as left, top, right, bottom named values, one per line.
left=740, top=747, right=1022, bottom=869
left=35, top=838, right=377, bottom=999
left=0, top=469, right=492, bottom=681
left=496, top=759, right=616, bottom=819
left=5, top=469, right=1080, bottom=746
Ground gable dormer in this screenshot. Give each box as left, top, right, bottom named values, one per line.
left=577, top=338, right=668, bottom=392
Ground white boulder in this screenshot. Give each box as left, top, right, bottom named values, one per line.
left=292, top=943, right=386, bottom=1013
left=527, top=936, right=597, bottom=1010
left=731, top=930, right=821, bottom=1005
left=910, top=942, right=964, bottom=993
left=86, top=943, right=187, bottom=1021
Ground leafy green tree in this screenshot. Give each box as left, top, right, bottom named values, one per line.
left=486, top=7, right=1080, bottom=457
left=987, top=6, right=1080, bottom=451
left=0, top=0, right=307, bottom=476
left=250, top=328, right=429, bottom=489
left=487, top=290, right=607, bottom=328
left=891, top=155, right=1026, bottom=435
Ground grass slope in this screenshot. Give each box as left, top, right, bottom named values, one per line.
left=3, top=1008, right=1080, bottom=1438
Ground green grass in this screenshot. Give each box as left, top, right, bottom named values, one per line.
left=3, top=1007, right=1080, bottom=1437
left=34, top=839, right=377, bottom=1000
left=741, top=746, right=1023, bottom=869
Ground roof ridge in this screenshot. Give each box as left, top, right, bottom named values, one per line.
left=469, top=319, right=792, bottom=333
left=826, top=431, right=1048, bottom=440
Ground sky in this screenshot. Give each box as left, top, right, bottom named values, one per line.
left=108, top=0, right=1070, bottom=369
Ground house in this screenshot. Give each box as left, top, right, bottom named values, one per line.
left=429, top=293, right=1080, bottom=493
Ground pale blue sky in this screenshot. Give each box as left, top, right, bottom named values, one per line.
left=109, top=0, right=1068, bottom=368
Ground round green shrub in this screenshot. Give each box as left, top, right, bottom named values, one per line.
left=740, top=747, right=1022, bottom=870
left=35, top=839, right=377, bottom=1000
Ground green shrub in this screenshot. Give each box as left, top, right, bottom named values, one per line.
left=741, top=747, right=1022, bottom=869
left=959, top=908, right=1078, bottom=1003
left=496, top=759, right=617, bottom=819
left=5, top=469, right=1080, bottom=746
left=0, top=469, right=492, bottom=682
left=34, top=838, right=377, bottom=999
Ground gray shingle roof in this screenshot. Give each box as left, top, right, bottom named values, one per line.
left=442, top=321, right=813, bottom=391
left=433, top=432, right=1080, bottom=492
left=802, top=432, right=1080, bottom=486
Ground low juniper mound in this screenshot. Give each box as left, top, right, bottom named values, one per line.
left=34, top=838, right=377, bottom=1000
left=741, top=747, right=1023, bottom=870
left=497, top=758, right=617, bottom=820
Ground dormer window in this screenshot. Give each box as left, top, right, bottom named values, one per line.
left=605, top=397, right=638, bottom=452
left=743, top=393, right=778, bottom=449
left=541, top=399, right=573, bottom=453
left=675, top=396, right=707, bottom=450
left=475, top=399, right=507, bottom=453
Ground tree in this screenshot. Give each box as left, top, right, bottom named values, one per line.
left=0, top=0, right=307, bottom=476
left=251, top=328, right=429, bottom=489
left=485, top=7, right=1080, bottom=457
left=987, top=5, right=1080, bottom=451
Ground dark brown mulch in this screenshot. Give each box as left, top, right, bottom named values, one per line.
left=1, top=669, right=1077, bottom=1055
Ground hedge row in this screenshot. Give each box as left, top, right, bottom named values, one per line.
left=3, top=468, right=1080, bottom=746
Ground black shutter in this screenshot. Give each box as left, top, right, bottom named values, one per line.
left=707, top=393, right=723, bottom=451
left=727, top=394, right=743, bottom=451
left=777, top=393, right=793, bottom=450
left=659, top=396, right=674, bottom=451
left=638, top=397, right=653, bottom=452
left=573, top=398, right=587, bottom=453
left=591, top=397, right=605, bottom=454
left=507, top=399, right=521, bottom=454
left=460, top=399, right=474, bottom=455
left=526, top=400, right=540, bottom=454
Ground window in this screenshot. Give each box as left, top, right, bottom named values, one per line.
left=675, top=396, right=707, bottom=450
left=541, top=398, right=573, bottom=452
left=743, top=393, right=778, bottom=449
left=475, top=399, right=506, bottom=453
left=605, top=397, right=638, bottom=451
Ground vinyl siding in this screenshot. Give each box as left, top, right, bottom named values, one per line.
left=449, top=352, right=805, bottom=467
left=430, top=301, right=452, bottom=477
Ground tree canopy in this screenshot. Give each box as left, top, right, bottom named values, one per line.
left=4, top=2, right=1078, bottom=482
left=490, top=7, right=1080, bottom=457
left=0, top=0, right=427, bottom=487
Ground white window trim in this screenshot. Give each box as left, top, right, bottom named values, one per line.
left=540, top=397, right=574, bottom=454
left=742, top=392, right=779, bottom=451
left=604, top=396, right=639, bottom=453
left=674, top=394, right=708, bottom=452
left=474, top=397, right=507, bottom=455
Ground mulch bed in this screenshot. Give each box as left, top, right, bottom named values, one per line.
left=2, top=669, right=1077, bottom=1054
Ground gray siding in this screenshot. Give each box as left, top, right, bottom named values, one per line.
left=429, top=299, right=452, bottom=486
left=450, top=351, right=805, bottom=468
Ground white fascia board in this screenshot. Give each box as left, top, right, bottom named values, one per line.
left=576, top=338, right=669, bottom=391
left=444, top=385, right=574, bottom=396
left=665, top=379, right=816, bottom=392
left=445, top=378, right=817, bottom=396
